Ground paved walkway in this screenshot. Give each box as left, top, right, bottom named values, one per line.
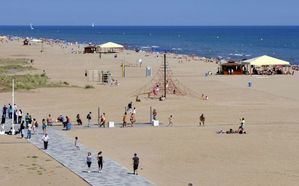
left=0, top=108, right=153, bottom=185
left=28, top=127, right=152, bottom=186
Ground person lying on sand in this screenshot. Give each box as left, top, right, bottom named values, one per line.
left=217, top=128, right=246, bottom=134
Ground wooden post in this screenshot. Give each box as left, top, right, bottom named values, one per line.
left=121, top=63, right=126, bottom=78
left=98, top=107, right=100, bottom=125
left=164, top=53, right=167, bottom=98
left=150, top=106, right=152, bottom=124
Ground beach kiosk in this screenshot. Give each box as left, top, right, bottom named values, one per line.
left=220, top=61, right=244, bottom=75
left=84, top=45, right=97, bottom=54
left=242, top=55, right=290, bottom=75
left=97, top=42, right=124, bottom=53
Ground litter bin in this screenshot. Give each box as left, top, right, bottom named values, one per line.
left=146, top=66, right=152, bottom=77
left=248, top=81, right=252, bottom=87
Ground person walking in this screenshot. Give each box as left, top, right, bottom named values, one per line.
left=167, top=115, right=173, bottom=127
left=199, top=114, right=205, bottom=126
left=32, top=118, right=38, bottom=135
left=239, top=117, right=245, bottom=131
left=74, top=136, right=80, bottom=149
left=42, top=133, right=49, bottom=150
left=86, top=152, right=92, bottom=173
left=17, top=109, right=23, bottom=124
left=99, top=113, right=106, bottom=128
left=19, top=121, right=25, bottom=138
left=27, top=123, right=32, bottom=139
left=42, top=118, right=47, bottom=134
left=122, top=112, right=128, bottom=128
left=97, top=151, right=103, bottom=172
left=1, top=114, right=5, bottom=125
left=8, top=104, right=12, bottom=119
left=2, top=105, right=7, bottom=118
left=25, top=113, right=30, bottom=127
left=132, top=153, right=139, bottom=175
left=86, top=112, right=92, bottom=127
left=76, top=114, right=82, bottom=125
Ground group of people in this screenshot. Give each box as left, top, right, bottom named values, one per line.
left=217, top=118, right=247, bottom=134
left=1, top=104, right=24, bottom=125
left=166, top=113, right=206, bottom=127
left=1, top=104, right=43, bottom=138
left=85, top=151, right=140, bottom=175
left=122, top=102, right=137, bottom=127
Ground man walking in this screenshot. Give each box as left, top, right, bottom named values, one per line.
left=199, top=114, right=205, bottom=126
left=42, top=133, right=49, bottom=150
left=132, top=153, right=139, bottom=175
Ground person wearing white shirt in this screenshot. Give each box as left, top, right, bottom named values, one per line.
left=42, top=133, right=49, bottom=150
left=27, top=123, right=32, bottom=139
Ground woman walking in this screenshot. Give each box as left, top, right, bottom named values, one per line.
left=97, top=151, right=103, bottom=172
left=86, top=152, right=92, bottom=173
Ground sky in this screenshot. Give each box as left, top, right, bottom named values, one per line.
left=0, top=0, right=299, bottom=26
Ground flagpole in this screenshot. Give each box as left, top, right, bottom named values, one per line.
left=12, top=79, right=15, bottom=135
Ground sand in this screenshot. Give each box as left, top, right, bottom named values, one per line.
left=1, top=39, right=299, bottom=185
left=0, top=135, right=88, bottom=186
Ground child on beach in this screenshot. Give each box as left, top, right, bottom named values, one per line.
left=167, top=115, right=173, bottom=127
left=86, top=152, right=92, bottom=173
left=122, top=112, right=128, bottom=128
left=97, top=151, right=103, bottom=172
left=75, top=136, right=80, bottom=149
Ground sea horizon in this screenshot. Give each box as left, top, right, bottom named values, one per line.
left=1, top=25, right=299, bottom=65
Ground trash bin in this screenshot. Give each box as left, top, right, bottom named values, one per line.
left=248, top=81, right=252, bottom=87
left=146, top=66, right=152, bottom=77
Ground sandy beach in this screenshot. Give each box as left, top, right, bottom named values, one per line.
left=0, top=135, right=88, bottom=186
left=1, top=39, right=299, bottom=185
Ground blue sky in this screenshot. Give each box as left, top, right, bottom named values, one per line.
left=0, top=0, right=298, bottom=26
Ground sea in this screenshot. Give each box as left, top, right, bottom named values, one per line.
left=1, top=26, right=299, bottom=65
